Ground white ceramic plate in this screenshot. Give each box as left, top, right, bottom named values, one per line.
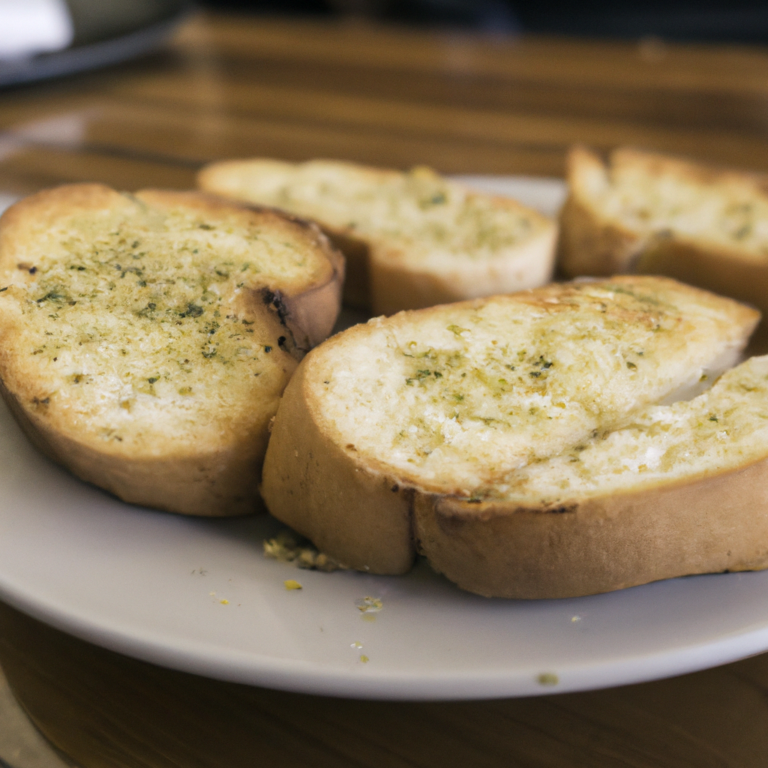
left=2, top=178, right=768, bottom=702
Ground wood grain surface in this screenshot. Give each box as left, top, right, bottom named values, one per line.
left=2, top=10, right=768, bottom=194
left=3, top=599, right=768, bottom=768
left=3, top=9, right=768, bottom=767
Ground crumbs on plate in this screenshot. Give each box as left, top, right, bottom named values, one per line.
left=264, top=528, right=350, bottom=572
left=355, top=596, right=383, bottom=614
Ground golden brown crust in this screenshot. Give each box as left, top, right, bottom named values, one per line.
left=557, top=194, right=643, bottom=276
left=557, top=146, right=644, bottom=277
left=370, top=217, right=559, bottom=316
left=260, top=355, right=415, bottom=574
left=416, top=458, right=768, bottom=598
left=0, top=184, right=344, bottom=516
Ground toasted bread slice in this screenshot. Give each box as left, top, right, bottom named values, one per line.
left=197, top=159, right=558, bottom=315
left=260, top=276, right=761, bottom=596
left=558, top=146, right=768, bottom=318
left=0, top=184, right=343, bottom=516
left=419, top=354, right=768, bottom=598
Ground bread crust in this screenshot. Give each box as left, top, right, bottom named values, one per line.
left=264, top=398, right=768, bottom=597
left=198, top=158, right=557, bottom=315
left=0, top=184, right=344, bottom=516
left=416, top=458, right=768, bottom=598
left=260, top=351, right=415, bottom=574
left=557, top=146, right=644, bottom=276
left=634, top=237, right=768, bottom=322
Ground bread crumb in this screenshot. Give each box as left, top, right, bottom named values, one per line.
left=284, top=579, right=303, bottom=590
left=360, top=655, right=370, bottom=663
left=537, top=672, right=559, bottom=686
left=355, top=596, right=383, bottom=613
left=264, top=528, right=349, bottom=572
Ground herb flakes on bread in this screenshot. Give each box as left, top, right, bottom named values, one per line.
left=260, top=275, right=762, bottom=598
left=558, top=146, right=768, bottom=319
left=197, top=158, right=558, bottom=315
left=0, top=184, right=343, bottom=516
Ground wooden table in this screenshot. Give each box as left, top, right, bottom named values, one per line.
left=2, top=10, right=768, bottom=766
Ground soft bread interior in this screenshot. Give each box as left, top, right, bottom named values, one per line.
left=200, top=160, right=550, bottom=262
left=489, top=354, right=768, bottom=504
left=657, top=340, right=744, bottom=404
left=308, top=277, right=759, bottom=495
left=577, top=147, right=768, bottom=262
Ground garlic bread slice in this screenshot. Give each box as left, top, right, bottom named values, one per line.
left=558, top=146, right=768, bottom=320
left=197, top=158, right=557, bottom=315
left=0, top=184, right=343, bottom=516
left=261, top=276, right=759, bottom=592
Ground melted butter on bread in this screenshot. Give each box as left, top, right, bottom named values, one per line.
left=315, top=277, right=757, bottom=493
left=491, top=354, right=768, bottom=502
left=198, top=158, right=557, bottom=314
left=0, top=184, right=343, bottom=515
left=208, top=161, right=539, bottom=259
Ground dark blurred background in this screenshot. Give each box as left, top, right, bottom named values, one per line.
left=2, top=0, right=767, bottom=91
left=201, top=0, right=768, bottom=42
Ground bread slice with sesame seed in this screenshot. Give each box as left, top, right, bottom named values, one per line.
left=260, top=275, right=763, bottom=597
left=558, top=146, right=768, bottom=321
left=197, top=158, right=558, bottom=315
left=0, top=184, right=343, bottom=516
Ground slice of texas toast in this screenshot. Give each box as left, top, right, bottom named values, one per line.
left=0, top=184, right=343, bottom=516
left=197, top=158, right=557, bottom=315
left=260, top=276, right=762, bottom=596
